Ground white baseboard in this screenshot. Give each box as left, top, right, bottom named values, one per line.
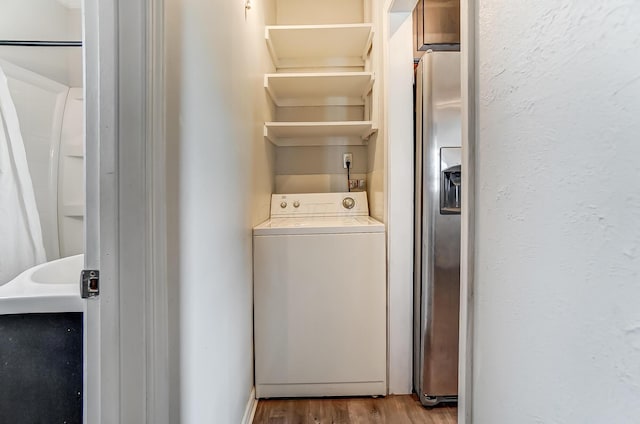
left=241, top=387, right=258, bottom=424
left=256, top=381, right=386, bottom=398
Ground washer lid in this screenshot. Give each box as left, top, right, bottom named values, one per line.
left=253, top=216, right=385, bottom=236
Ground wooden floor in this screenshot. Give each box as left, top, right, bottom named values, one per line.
left=253, top=395, right=457, bottom=424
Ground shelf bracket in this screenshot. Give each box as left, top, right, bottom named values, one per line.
left=362, top=29, right=374, bottom=60
left=361, top=127, right=377, bottom=141
left=264, top=77, right=282, bottom=107
left=264, top=30, right=280, bottom=69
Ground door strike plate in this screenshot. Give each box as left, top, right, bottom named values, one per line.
left=81, top=269, right=100, bottom=298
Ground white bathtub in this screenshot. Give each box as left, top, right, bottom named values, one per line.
left=0, top=255, right=84, bottom=315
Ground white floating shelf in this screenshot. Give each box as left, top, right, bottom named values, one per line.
left=264, top=121, right=377, bottom=147
left=265, top=72, right=374, bottom=107
left=266, top=24, right=373, bottom=69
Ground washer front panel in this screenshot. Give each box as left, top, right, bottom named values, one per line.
left=270, top=192, right=370, bottom=218
left=254, top=232, right=387, bottom=398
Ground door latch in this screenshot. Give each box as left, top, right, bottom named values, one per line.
left=81, top=269, right=100, bottom=298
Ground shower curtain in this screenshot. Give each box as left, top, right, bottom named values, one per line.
left=0, top=64, right=46, bottom=284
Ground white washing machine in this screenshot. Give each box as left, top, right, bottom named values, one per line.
left=253, top=192, right=386, bottom=398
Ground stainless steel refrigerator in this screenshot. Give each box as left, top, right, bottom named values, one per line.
left=414, top=50, right=461, bottom=406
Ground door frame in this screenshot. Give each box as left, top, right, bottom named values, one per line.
left=84, top=0, right=119, bottom=421
left=84, top=0, right=168, bottom=422
left=458, top=0, right=476, bottom=422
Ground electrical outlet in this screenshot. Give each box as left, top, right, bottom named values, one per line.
left=343, top=153, right=353, bottom=169
left=349, top=179, right=358, bottom=190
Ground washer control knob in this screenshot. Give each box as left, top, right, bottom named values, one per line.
left=293, top=201, right=300, bottom=208
left=280, top=201, right=287, bottom=208
left=342, top=197, right=355, bottom=209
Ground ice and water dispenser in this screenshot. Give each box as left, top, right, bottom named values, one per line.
left=440, top=147, right=462, bottom=214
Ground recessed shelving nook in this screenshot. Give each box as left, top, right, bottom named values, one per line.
left=263, top=0, right=379, bottom=148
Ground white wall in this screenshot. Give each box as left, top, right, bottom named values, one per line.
left=473, top=1, right=640, bottom=422
left=366, top=0, right=386, bottom=223
left=275, top=145, right=367, bottom=194
left=0, top=0, right=82, bottom=86
left=275, top=0, right=364, bottom=25
left=165, top=0, right=274, bottom=422
left=384, top=9, right=415, bottom=394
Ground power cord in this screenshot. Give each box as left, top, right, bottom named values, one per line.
left=346, top=159, right=351, bottom=192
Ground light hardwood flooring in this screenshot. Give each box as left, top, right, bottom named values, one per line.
left=252, top=395, right=457, bottom=424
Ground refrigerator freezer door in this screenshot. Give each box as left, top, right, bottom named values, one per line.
left=414, top=51, right=461, bottom=406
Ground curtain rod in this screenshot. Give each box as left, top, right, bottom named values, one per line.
left=0, top=40, right=82, bottom=47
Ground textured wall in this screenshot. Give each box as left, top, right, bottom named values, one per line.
left=474, top=1, right=640, bottom=422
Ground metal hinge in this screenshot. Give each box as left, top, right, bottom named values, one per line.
left=81, top=269, right=100, bottom=298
